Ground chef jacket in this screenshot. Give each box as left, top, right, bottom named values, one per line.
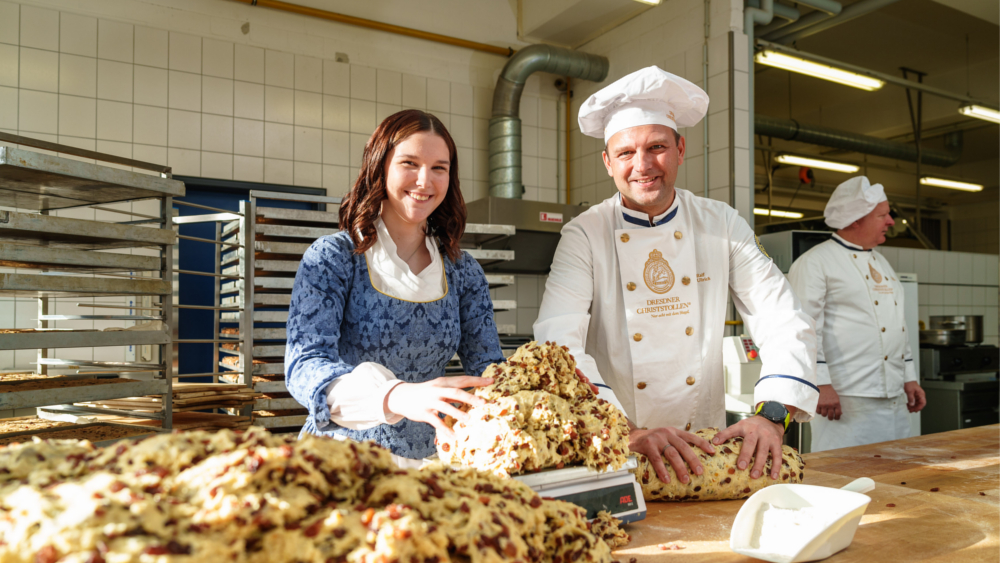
left=787, top=234, right=917, bottom=398
left=534, top=189, right=819, bottom=431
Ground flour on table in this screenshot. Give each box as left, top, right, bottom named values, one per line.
left=751, top=503, right=837, bottom=556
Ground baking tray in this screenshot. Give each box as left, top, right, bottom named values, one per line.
left=0, top=209, right=175, bottom=249
left=0, top=273, right=171, bottom=298
left=217, top=344, right=286, bottom=358
left=0, top=378, right=168, bottom=409
left=255, top=397, right=302, bottom=410
left=465, top=248, right=515, bottom=266
left=220, top=311, right=288, bottom=323
left=0, top=146, right=184, bottom=210
left=253, top=240, right=311, bottom=255
left=492, top=300, right=517, bottom=311
left=220, top=277, right=294, bottom=294
left=257, top=206, right=339, bottom=225
left=484, top=274, right=515, bottom=289
left=252, top=413, right=307, bottom=428
left=222, top=260, right=300, bottom=276
left=218, top=361, right=284, bottom=375
left=221, top=294, right=291, bottom=307
left=219, top=328, right=286, bottom=341
left=461, top=223, right=515, bottom=246
left=0, top=328, right=171, bottom=351
left=0, top=243, right=162, bottom=272
left=0, top=421, right=162, bottom=447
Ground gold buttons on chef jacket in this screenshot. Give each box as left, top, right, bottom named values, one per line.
left=637, top=382, right=647, bottom=390
left=682, top=276, right=691, bottom=285
left=866, top=275, right=869, bottom=280
left=620, top=233, right=630, bottom=243
left=633, top=333, right=643, bottom=342
left=884, top=356, right=888, bottom=361
left=685, top=423, right=692, bottom=431
left=853, top=254, right=858, bottom=258
left=874, top=300, right=879, bottom=306
left=686, top=376, right=696, bottom=385
left=685, top=327, right=694, bottom=336
left=881, top=327, right=886, bottom=332
left=674, top=231, right=683, bottom=239
left=627, top=282, right=636, bottom=291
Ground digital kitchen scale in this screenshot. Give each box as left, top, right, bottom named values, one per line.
left=512, top=456, right=646, bottom=523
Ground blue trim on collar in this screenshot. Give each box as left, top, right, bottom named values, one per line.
left=754, top=374, right=821, bottom=393
left=621, top=205, right=678, bottom=228
left=594, top=383, right=612, bottom=389
left=831, top=237, right=870, bottom=252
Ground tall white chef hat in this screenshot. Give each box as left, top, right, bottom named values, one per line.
left=824, top=176, right=888, bottom=229
left=578, top=66, right=709, bottom=144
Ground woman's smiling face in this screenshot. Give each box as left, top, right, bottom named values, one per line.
left=382, top=131, right=451, bottom=228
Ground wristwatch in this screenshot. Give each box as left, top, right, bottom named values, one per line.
left=755, top=401, right=792, bottom=431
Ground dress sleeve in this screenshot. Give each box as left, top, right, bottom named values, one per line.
left=454, top=253, right=505, bottom=378
left=727, top=215, right=819, bottom=421
left=285, top=236, right=359, bottom=427
left=787, top=253, right=832, bottom=387
left=534, top=221, right=627, bottom=415
left=326, top=363, right=405, bottom=430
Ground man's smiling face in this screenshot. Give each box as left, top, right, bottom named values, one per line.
left=602, top=124, right=685, bottom=217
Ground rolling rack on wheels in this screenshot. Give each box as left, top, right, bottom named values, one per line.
left=217, top=191, right=342, bottom=433
left=0, top=133, right=182, bottom=436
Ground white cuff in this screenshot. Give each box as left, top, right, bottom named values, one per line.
left=326, top=362, right=405, bottom=431
left=815, top=362, right=832, bottom=386
left=903, top=360, right=917, bottom=383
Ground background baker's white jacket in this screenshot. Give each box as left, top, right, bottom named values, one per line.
left=535, top=189, right=819, bottom=431
left=787, top=234, right=917, bottom=398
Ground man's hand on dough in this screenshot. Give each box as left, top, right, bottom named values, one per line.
left=712, top=416, right=784, bottom=480
left=628, top=427, right=715, bottom=485
left=575, top=369, right=600, bottom=395
left=385, top=376, right=493, bottom=442
left=816, top=384, right=842, bottom=421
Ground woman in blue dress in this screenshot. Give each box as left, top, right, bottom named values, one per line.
left=285, top=109, right=504, bottom=466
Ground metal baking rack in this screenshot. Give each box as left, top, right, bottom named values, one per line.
left=0, top=133, right=183, bottom=429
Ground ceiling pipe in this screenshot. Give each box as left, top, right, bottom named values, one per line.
left=791, top=0, right=842, bottom=16
left=230, top=0, right=514, bottom=57
left=747, top=0, right=801, bottom=23
left=745, top=0, right=774, bottom=227
left=489, top=45, right=608, bottom=199
left=765, top=0, right=901, bottom=44
left=755, top=115, right=961, bottom=167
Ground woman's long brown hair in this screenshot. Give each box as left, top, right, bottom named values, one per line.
left=339, top=109, right=466, bottom=262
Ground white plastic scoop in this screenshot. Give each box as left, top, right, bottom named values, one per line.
left=729, top=477, right=875, bottom=563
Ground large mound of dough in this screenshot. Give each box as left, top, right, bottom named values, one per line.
left=0, top=428, right=616, bottom=563
left=634, top=427, right=805, bottom=501
left=590, top=511, right=630, bottom=549
left=437, top=341, right=630, bottom=477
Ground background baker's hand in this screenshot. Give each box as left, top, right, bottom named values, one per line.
left=384, top=376, right=493, bottom=441
left=629, top=426, right=715, bottom=485
left=816, top=384, right=842, bottom=421
left=904, top=381, right=926, bottom=413
left=712, top=416, right=784, bottom=480
left=575, top=368, right=600, bottom=395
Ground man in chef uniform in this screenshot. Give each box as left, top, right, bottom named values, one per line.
left=787, top=176, right=927, bottom=453
left=535, top=66, right=819, bottom=486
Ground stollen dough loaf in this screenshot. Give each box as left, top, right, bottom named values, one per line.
left=0, top=427, right=617, bottom=563
left=437, top=341, right=630, bottom=477
left=634, top=427, right=805, bottom=501
left=590, top=511, right=631, bottom=549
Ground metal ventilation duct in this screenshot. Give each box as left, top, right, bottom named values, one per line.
left=489, top=44, right=609, bottom=198
left=755, top=115, right=961, bottom=167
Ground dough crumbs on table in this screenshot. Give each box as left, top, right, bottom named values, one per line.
left=634, top=427, right=805, bottom=501
left=657, top=543, right=686, bottom=550
left=0, top=427, right=617, bottom=563
left=590, top=510, right=630, bottom=549
left=437, top=341, right=631, bottom=477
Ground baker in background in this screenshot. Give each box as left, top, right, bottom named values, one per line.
left=787, top=176, right=927, bottom=453
left=534, top=66, right=819, bottom=486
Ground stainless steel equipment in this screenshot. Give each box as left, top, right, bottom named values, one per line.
left=919, top=344, right=999, bottom=434
left=756, top=230, right=833, bottom=273
left=930, top=315, right=983, bottom=344
left=919, top=329, right=967, bottom=347
left=465, top=197, right=588, bottom=274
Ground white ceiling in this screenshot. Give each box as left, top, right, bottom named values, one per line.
left=930, top=0, right=999, bottom=25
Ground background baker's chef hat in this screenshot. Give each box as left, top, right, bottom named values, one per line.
left=578, top=66, right=709, bottom=144
left=824, top=176, right=888, bottom=229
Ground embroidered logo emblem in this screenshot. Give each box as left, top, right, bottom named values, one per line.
left=755, top=235, right=770, bottom=259
left=643, top=249, right=675, bottom=294
left=869, top=263, right=883, bottom=284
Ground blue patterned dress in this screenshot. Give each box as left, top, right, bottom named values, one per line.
left=285, top=231, right=504, bottom=459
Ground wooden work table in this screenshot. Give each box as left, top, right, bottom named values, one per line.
left=615, top=425, right=999, bottom=562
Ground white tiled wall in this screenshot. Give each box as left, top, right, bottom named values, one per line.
left=878, top=246, right=1000, bottom=346
left=949, top=201, right=999, bottom=255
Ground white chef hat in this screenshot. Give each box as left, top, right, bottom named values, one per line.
left=578, top=66, right=709, bottom=144
left=824, top=176, right=887, bottom=229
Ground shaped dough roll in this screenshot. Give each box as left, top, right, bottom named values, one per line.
left=634, top=428, right=805, bottom=501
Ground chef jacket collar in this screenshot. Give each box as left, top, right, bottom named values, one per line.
left=618, top=192, right=679, bottom=228
left=831, top=233, right=870, bottom=252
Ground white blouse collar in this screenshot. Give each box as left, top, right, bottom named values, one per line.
left=364, top=217, right=446, bottom=302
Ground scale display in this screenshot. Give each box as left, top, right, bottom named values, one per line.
left=554, top=482, right=639, bottom=519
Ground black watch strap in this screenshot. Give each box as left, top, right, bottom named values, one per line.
left=755, top=401, right=791, bottom=430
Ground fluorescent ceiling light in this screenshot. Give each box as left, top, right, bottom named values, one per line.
left=919, top=177, right=983, bottom=192
left=754, top=208, right=804, bottom=219
left=775, top=154, right=860, bottom=173
left=959, top=104, right=1000, bottom=124
left=632, top=0, right=662, bottom=4
left=755, top=50, right=884, bottom=91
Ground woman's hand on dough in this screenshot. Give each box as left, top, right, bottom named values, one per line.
left=575, top=369, right=600, bottom=395
left=712, top=416, right=784, bottom=480
left=384, top=376, right=494, bottom=442
left=629, top=427, right=715, bottom=485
